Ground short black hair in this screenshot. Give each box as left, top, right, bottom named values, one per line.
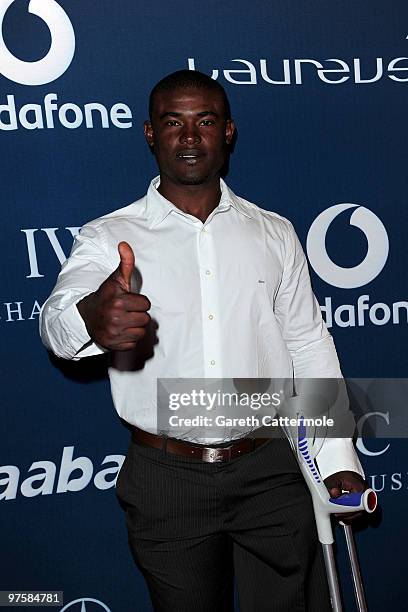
left=149, top=69, right=231, bottom=120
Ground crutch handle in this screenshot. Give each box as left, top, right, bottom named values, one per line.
left=329, top=489, right=377, bottom=513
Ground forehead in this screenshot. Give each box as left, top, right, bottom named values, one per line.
left=152, top=87, right=226, bottom=116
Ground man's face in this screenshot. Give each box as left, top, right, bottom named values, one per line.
left=144, top=87, right=235, bottom=186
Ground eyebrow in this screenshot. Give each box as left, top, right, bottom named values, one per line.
left=159, top=110, right=219, bottom=119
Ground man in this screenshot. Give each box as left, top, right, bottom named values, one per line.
left=40, top=70, right=365, bottom=611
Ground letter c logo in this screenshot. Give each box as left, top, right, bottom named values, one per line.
left=0, top=0, right=75, bottom=85
left=306, top=203, right=389, bottom=289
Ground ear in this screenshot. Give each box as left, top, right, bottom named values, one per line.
left=144, top=120, right=154, bottom=147
left=225, top=119, right=235, bottom=145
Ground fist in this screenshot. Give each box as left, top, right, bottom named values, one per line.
left=324, top=470, right=367, bottom=523
left=77, top=242, right=151, bottom=351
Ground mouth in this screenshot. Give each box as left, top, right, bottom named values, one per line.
left=176, top=149, right=204, bottom=162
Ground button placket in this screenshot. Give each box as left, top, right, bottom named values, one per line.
left=197, top=227, right=222, bottom=377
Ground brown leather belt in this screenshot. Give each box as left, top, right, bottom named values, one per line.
left=130, top=425, right=269, bottom=463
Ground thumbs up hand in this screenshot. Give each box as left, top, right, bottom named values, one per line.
left=77, top=242, right=151, bottom=351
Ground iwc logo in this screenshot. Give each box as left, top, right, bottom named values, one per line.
left=306, top=203, right=389, bottom=289
left=60, top=597, right=111, bottom=611
left=0, top=0, right=75, bottom=85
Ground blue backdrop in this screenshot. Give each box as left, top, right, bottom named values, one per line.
left=1, top=1, right=406, bottom=610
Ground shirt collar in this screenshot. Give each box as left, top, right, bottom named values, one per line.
left=145, top=176, right=253, bottom=229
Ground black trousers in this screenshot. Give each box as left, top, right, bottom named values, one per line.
left=116, top=437, right=331, bottom=612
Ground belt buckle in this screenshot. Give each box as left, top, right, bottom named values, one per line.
left=202, top=447, right=228, bottom=463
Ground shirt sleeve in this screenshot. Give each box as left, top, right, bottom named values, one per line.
left=39, top=223, right=114, bottom=360
left=274, top=220, right=364, bottom=479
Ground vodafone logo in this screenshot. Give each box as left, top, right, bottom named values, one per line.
left=0, top=0, right=75, bottom=85
left=306, top=203, right=389, bottom=289
left=0, top=1, right=132, bottom=130
left=307, top=205, right=405, bottom=329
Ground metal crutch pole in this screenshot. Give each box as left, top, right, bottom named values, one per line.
left=341, top=521, right=369, bottom=612
left=322, top=543, right=343, bottom=612
left=280, top=400, right=377, bottom=612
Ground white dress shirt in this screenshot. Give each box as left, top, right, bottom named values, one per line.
left=40, top=177, right=363, bottom=479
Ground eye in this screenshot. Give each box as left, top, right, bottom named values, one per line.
left=200, top=119, right=215, bottom=126
left=166, top=120, right=181, bottom=126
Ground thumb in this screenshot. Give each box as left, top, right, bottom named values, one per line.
left=328, top=486, right=342, bottom=499
left=117, top=241, right=135, bottom=292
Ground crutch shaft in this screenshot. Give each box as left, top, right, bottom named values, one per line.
left=342, top=523, right=368, bottom=612
left=322, top=543, right=343, bottom=612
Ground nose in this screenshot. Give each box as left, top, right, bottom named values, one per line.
left=179, top=123, right=201, bottom=145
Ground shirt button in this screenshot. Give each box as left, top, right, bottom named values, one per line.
left=210, top=360, right=215, bottom=366
left=208, top=314, right=214, bottom=320
left=205, top=269, right=211, bottom=275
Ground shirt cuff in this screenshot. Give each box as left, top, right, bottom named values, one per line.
left=315, top=437, right=365, bottom=481
left=60, top=299, right=106, bottom=359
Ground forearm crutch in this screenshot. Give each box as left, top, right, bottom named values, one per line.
left=281, top=407, right=377, bottom=612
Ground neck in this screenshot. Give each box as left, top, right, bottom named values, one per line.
left=158, top=176, right=222, bottom=223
